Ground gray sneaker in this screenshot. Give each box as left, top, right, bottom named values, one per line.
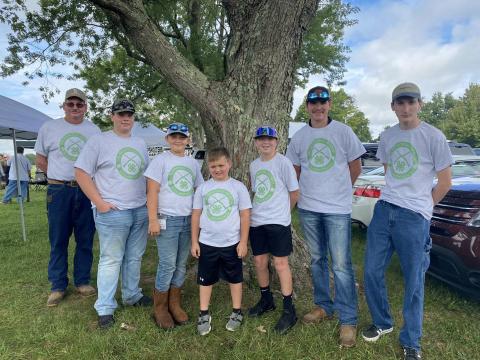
left=225, top=312, right=243, bottom=332
left=197, top=314, right=212, bottom=336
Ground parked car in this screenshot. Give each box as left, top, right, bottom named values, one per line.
left=429, top=181, right=480, bottom=299
left=448, top=141, right=475, bottom=156
left=351, top=156, right=480, bottom=228
left=474, top=148, right=480, bottom=156
left=360, top=143, right=381, bottom=173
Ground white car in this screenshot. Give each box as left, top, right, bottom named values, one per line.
left=351, top=156, right=480, bottom=228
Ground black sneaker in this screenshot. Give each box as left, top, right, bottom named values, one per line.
left=248, top=297, right=276, bottom=317
left=362, top=324, right=393, bottom=342
left=403, top=347, right=421, bottom=360
left=98, top=315, right=115, bottom=329
left=132, top=295, right=153, bottom=307
left=273, top=307, right=297, bottom=334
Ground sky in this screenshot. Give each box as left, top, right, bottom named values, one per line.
left=1, top=0, right=480, bottom=154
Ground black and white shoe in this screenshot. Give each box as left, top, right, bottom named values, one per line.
left=248, top=297, right=276, bottom=317
left=403, top=347, right=421, bottom=360
left=362, top=324, right=393, bottom=342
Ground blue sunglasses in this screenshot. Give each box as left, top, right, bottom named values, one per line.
left=255, top=126, right=278, bottom=138
left=168, top=123, right=189, bottom=132
left=307, top=91, right=330, bottom=103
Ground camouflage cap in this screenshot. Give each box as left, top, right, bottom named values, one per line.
left=65, top=88, right=87, bottom=102
left=392, top=82, right=421, bottom=102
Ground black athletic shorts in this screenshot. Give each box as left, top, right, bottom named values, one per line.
left=249, top=224, right=293, bottom=257
left=197, top=242, right=243, bottom=286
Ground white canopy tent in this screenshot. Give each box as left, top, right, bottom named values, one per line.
left=131, top=122, right=168, bottom=147
left=0, top=95, right=53, bottom=241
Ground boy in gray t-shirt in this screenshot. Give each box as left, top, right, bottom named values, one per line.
left=191, top=147, right=252, bottom=336
left=362, top=83, right=453, bottom=360
left=248, top=126, right=299, bottom=334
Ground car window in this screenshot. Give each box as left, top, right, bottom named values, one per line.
left=452, top=161, right=480, bottom=177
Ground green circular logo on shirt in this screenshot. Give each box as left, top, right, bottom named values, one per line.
left=168, top=166, right=195, bottom=196
left=115, top=147, right=144, bottom=180
left=205, top=189, right=234, bottom=221
left=307, top=138, right=336, bottom=172
left=388, top=141, right=419, bottom=179
left=59, top=132, right=87, bottom=161
left=254, top=169, right=276, bottom=204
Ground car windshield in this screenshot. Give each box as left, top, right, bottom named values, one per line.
left=452, top=161, right=480, bottom=177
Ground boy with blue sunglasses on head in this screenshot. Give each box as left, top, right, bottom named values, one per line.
left=145, top=122, right=204, bottom=329
left=248, top=125, right=299, bottom=334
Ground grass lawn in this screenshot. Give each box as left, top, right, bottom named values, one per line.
left=0, top=190, right=479, bottom=359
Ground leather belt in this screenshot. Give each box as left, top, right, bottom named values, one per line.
left=48, top=179, right=79, bottom=187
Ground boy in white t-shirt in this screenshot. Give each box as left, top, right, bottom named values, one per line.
left=75, top=99, right=151, bottom=329
left=145, top=123, right=204, bottom=329
left=248, top=126, right=299, bottom=334
left=191, top=147, right=252, bottom=336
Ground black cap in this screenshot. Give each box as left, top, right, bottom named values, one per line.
left=111, top=99, right=135, bottom=114
left=306, top=86, right=330, bottom=104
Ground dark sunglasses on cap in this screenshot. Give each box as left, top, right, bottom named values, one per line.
left=65, top=102, right=85, bottom=108
left=168, top=123, right=189, bottom=132
left=307, top=91, right=330, bottom=103
left=255, top=126, right=278, bottom=138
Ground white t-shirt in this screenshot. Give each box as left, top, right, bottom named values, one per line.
left=7, top=154, right=31, bottom=181
left=286, top=120, right=365, bottom=214
left=193, top=178, right=252, bottom=247
left=74, top=131, right=149, bottom=210
left=377, top=122, right=453, bottom=220
left=34, top=117, right=100, bottom=181
left=250, top=153, right=299, bottom=227
left=144, top=151, right=204, bottom=216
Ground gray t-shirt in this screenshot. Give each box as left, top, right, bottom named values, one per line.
left=74, top=130, right=149, bottom=210
left=7, top=154, right=31, bottom=181
left=286, top=120, right=365, bottom=214
left=377, top=122, right=453, bottom=220
left=193, top=178, right=252, bottom=247
left=144, top=151, right=204, bottom=216
left=34, top=117, right=100, bottom=181
left=250, top=153, right=299, bottom=227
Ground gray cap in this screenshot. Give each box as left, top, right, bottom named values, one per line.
left=392, top=82, right=421, bottom=102
left=65, top=88, right=87, bottom=102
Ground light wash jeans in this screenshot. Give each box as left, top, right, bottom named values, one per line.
left=2, top=180, right=28, bottom=203
left=364, top=200, right=431, bottom=351
left=298, top=208, right=358, bottom=325
left=93, top=206, right=148, bottom=316
left=155, top=215, right=191, bottom=291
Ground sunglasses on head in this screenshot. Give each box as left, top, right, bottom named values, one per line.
left=255, top=126, right=278, bottom=138
left=307, top=91, right=330, bottom=103
left=65, top=102, right=85, bottom=108
left=168, top=124, right=189, bottom=132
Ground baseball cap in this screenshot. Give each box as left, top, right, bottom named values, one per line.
left=65, top=88, right=87, bottom=102
left=392, top=82, right=421, bottom=102
left=306, top=86, right=330, bottom=104
left=166, top=123, right=189, bottom=137
left=254, top=126, right=278, bottom=139
left=111, top=99, right=135, bottom=114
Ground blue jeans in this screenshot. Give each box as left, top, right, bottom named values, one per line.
left=298, top=208, right=357, bottom=325
left=93, top=206, right=148, bottom=316
left=47, top=184, right=95, bottom=291
left=155, top=215, right=191, bottom=291
left=2, top=180, right=28, bottom=203
left=364, top=200, right=431, bottom=351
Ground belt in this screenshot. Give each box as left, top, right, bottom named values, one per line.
left=48, top=179, right=79, bottom=187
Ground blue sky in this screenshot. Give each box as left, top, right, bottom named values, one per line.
left=1, top=0, right=480, bottom=154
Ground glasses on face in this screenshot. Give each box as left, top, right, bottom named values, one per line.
left=307, top=91, right=329, bottom=104
left=65, top=102, right=85, bottom=109
left=168, top=123, right=189, bottom=132
left=255, top=126, right=278, bottom=138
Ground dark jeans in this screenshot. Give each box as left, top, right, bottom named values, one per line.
left=47, top=184, right=95, bottom=291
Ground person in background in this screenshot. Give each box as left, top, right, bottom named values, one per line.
left=2, top=147, right=31, bottom=204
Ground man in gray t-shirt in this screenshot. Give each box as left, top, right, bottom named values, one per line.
left=286, top=86, right=364, bottom=348
left=35, top=88, right=100, bottom=307
left=362, top=83, right=453, bottom=360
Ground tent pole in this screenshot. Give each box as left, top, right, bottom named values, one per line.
left=11, top=128, right=27, bottom=242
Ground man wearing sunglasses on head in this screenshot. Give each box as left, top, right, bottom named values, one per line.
left=35, top=88, right=101, bottom=307
left=286, top=86, right=365, bottom=347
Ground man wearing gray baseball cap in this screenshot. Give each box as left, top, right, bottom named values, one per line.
left=362, top=82, right=453, bottom=360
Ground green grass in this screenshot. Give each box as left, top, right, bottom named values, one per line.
left=0, top=191, right=479, bottom=359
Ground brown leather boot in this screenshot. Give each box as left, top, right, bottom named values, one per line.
left=168, top=287, right=189, bottom=325
left=340, top=325, right=357, bottom=348
left=153, top=289, right=174, bottom=329
left=302, top=306, right=333, bottom=324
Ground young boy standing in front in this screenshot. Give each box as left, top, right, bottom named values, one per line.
left=191, top=147, right=252, bottom=336
left=248, top=126, right=299, bottom=334
left=145, top=123, right=204, bottom=329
